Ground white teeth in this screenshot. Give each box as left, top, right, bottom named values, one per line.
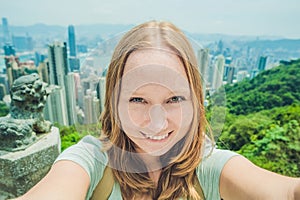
left=147, top=133, right=169, bottom=140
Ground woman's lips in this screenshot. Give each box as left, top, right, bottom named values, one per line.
left=140, top=131, right=174, bottom=141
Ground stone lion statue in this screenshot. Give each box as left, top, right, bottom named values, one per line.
left=0, top=73, right=53, bottom=151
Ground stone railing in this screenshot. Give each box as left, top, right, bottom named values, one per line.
left=0, top=74, right=61, bottom=199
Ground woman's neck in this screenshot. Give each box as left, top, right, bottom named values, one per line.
left=137, top=150, right=162, bottom=184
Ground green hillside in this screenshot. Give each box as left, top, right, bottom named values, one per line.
left=209, top=59, right=300, bottom=177
left=213, top=59, right=300, bottom=115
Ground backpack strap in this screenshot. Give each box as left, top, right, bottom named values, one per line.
left=91, top=167, right=114, bottom=200
left=194, top=175, right=205, bottom=199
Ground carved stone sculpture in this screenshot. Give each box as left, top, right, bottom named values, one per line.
left=0, top=73, right=53, bottom=151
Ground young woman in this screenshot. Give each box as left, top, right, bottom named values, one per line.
left=18, top=21, right=300, bottom=200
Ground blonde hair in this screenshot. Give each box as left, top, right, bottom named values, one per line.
left=100, top=20, right=208, bottom=199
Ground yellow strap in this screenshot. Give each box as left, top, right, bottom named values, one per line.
left=91, top=167, right=114, bottom=200
left=194, top=176, right=205, bottom=200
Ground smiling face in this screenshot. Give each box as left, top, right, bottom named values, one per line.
left=118, top=49, right=193, bottom=156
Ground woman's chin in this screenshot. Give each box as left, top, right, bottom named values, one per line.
left=137, top=145, right=172, bottom=157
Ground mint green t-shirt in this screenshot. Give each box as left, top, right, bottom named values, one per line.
left=55, top=135, right=238, bottom=200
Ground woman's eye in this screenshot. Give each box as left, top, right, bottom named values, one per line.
left=167, top=96, right=186, bottom=103
left=129, top=97, right=146, bottom=104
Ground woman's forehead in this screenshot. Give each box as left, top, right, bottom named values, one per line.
left=120, top=64, right=190, bottom=95
left=123, top=49, right=187, bottom=78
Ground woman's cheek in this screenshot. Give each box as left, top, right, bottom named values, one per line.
left=128, top=105, right=149, bottom=128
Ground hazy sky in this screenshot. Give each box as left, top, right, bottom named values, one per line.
left=1, top=0, right=299, bottom=38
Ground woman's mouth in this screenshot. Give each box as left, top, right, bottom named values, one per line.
left=141, top=131, right=173, bottom=141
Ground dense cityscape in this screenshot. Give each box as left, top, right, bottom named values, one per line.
left=0, top=16, right=299, bottom=127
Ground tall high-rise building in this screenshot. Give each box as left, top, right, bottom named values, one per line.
left=83, top=93, right=93, bottom=124
left=65, top=73, right=78, bottom=125
left=37, top=61, right=49, bottom=83
left=2, top=17, right=11, bottom=44
left=44, top=86, right=69, bottom=125
left=98, top=77, right=106, bottom=113
left=67, top=71, right=81, bottom=103
left=223, top=57, right=232, bottom=81
left=197, top=48, right=209, bottom=97
left=48, top=42, right=69, bottom=86
left=68, top=25, right=80, bottom=72
left=46, top=42, right=70, bottom=125
left=83, top=89, right=100, bottom=124
left=226, top=66, right=235, bottom=84
left=258, top=56, right=267, bottom=71
left=92, top=98, right=100, bottom=123
left=3, top=44, right=16, bottom=56
left=212, top=55, right=225, bottom=91
left=68, top=25, right=77, bottom=57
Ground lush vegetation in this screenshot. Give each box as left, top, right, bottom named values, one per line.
left=0, top=101, right=9, bottom=117
left=209, top=59, right=300, bottom=177
left=56, top=123, right=100, bottom=151
left=212, top=59, right=300, bottom=115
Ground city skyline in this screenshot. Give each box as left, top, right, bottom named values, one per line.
left=0, top=0, right=300, bottom=39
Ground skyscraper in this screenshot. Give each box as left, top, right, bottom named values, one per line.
left=3, top=44, right=16, bottom=56
left=37, top=61, right=49, bottom=83
left=258, top=56, right=267, bottom=71
left=197, top=48, right=209, bottom=97
left=83, top=89, right=100, bottom=124
left=223, top=57, right=236, bottom=84
left=68, top=25, right=77, bottom=57
left=2, top=17, right=11, bottom=44
left=48, top=42, right=69, bottom=86
left=212, top=55, right=225, bottom=91
left=44, top=86, right=69, bottom=125
left=98, top=77, right=106, bottom=113
left=46, top=42, right=70, bottom=125
left=65, top=73, right=78, bottom=125
left=226, top=66, right=235, bottom=84
left=68, top=25, right=80, bottom=72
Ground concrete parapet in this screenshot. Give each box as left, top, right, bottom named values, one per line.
left=0, top=127, right=61, bottom=199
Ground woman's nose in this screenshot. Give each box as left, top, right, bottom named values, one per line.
left=147, top=104, right=168, bottom=133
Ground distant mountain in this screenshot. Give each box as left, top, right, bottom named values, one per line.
left=246, top=39, right=300, bottom=51
left=187, top=32, right=285, bottom=43
left=76, top=24, right=134, bottom=39
left=0, top=23, right=134, bottom=39
left=1, top=23, right=293, bottom=42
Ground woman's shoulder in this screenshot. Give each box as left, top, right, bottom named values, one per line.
left=196, top=138, right=240, bottom=199
left=56, top=135, right=108, bottom=164
left=55, top=135, right=109, bottom=199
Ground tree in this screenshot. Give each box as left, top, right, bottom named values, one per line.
left=0, top=102, right=9, bottom=117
